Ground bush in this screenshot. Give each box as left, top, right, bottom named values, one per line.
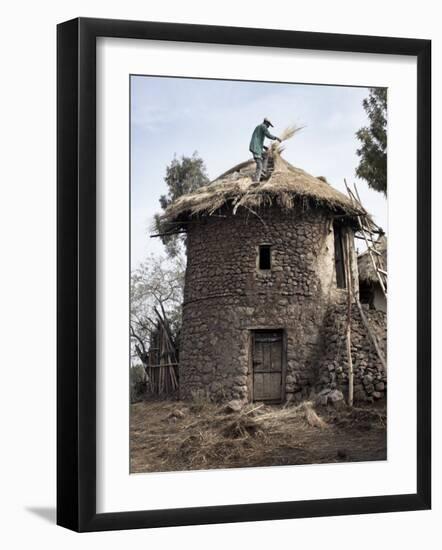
left=130, top=366, right=148, bottom=403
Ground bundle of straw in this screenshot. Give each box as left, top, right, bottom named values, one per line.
left=273, top=124, right=305, bottom=154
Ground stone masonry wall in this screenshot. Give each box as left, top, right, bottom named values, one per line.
left=316, top=301, right=387, bottom=403
left=179, top=205, right=360, bottom=403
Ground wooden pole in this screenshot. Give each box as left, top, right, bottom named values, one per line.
left=344, top=179, right=387, bottom=297
left=343, top=178, right=387, bottom=374
left=150, top=230, right=187, bottom=238
left=355, top=298, right=387, bottom=371
left=345, top=231, right=354, bottom=407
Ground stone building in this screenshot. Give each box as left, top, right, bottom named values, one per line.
left=162, top=149, right=387, bottom=404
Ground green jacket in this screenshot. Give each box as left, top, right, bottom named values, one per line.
left=249, top=123, right=277, bottom=156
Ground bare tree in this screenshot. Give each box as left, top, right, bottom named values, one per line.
left=130, top=254, right=185, bottom=368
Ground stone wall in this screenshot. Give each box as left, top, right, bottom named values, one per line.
left=316, top=301, right=387, bottom=403
left=179, top=205, right=361, bottom=402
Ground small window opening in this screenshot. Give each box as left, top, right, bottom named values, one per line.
left=333, top=223, right=347, bottom=289
left=259, top=245, right=272, bottom=270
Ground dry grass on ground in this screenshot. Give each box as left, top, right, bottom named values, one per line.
left=130, top=399, right=386, bottom=473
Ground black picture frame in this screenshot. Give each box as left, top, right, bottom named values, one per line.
left=57, top=17, right=431, bottom=532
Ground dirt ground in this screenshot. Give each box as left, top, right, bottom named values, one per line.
left=130, top=398, right=386, bottom=473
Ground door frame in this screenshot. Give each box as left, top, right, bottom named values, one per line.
left=248, top=328, right=287, bottom=403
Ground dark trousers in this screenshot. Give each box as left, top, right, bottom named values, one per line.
left=253, top=152, right=268, bottom=182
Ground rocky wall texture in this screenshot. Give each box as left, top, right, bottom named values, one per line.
left=179, top=205, right=360, bottom=402
left=316, top=301, right=387, bottom=403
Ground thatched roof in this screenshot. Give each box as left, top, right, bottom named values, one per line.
left=358, top=235, right=387, bottom=284
left=162, top=151, right=364, bottom=224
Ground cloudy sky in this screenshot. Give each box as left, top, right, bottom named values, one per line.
left=131, top=76, right=387, bottom=269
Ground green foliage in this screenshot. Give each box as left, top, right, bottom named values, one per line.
left=355, top=88, right=387, bottom=195
left=154, top=152, right=209, bottom=257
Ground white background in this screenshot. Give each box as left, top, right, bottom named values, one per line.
left=0, top=0, right=440, bottom=548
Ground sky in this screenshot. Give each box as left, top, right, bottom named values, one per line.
left=131, top=76, right=387, bottom=269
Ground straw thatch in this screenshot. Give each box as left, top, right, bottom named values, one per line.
left=357, top=235, right=387, bottom=284
left=273, top=124, right=305, bottom=155
left=162, top=151, right=363, bottom=225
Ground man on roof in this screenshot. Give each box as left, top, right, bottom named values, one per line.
left=249, top=118, right=281, bottom=183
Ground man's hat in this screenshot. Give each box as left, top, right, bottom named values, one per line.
left=263, top=117, right=274, bottom=127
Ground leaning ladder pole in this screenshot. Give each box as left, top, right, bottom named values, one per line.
left=352, top=182, right=387, bottom=296
left=344, top=180, right=387, bottom=372
left=344, top=180, right=387, bottom=297
left=357, top=216, right=387, bottom=296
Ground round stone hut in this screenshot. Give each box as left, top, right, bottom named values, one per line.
left=162, top=148, right=386, bottom=404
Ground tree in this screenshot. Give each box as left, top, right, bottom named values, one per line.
left=355, top=88, right=387, bottom=195
left=154, top=152, right=209, bottom=257
left=130, top=254, right=185, bottom=368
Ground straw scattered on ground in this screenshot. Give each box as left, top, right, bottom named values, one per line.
left=130, top=399, right=386, bottom=473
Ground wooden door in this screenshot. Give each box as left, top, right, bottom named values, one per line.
left=252, top=331, right=283, bottom=402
